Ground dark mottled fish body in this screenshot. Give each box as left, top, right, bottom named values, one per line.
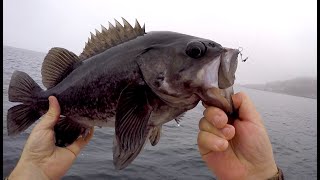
left=38, top=32, right=201, bottom=126
left=7, top=19, right=240, bottom=170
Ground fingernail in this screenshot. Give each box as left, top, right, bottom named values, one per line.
left=222, top=127, right=230, bottom=136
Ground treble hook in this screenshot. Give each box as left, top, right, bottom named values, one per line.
left=238, top=47, right=248, bottom=62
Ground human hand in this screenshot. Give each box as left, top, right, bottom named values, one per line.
left=198, top=92, right=278, bottom=180
left=8, top=96, right=94, bottom=180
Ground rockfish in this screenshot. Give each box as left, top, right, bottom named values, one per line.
left=7, top=18, right=239, bottom=170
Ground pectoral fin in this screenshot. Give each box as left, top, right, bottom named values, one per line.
left=149, top=126, right=162, bottom=146
left=113, top=85, right=153, bottom=170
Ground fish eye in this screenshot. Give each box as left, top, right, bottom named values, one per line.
left=186, top=41, right=207, bottom=59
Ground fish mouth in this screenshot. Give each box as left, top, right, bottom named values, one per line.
left=198, top=48, right=239, bottom=114
left=200, top=86, right=235, bottom=114
left=218, top=48, right=239, bottom=89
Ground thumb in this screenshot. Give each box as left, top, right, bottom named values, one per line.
left=232, top=92, right=261, bottom=124
left=36, top=96, right=61, bottom=130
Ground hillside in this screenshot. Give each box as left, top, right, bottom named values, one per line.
left=241, top=77, right=317, bottom=99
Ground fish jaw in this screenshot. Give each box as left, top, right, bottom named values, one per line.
left=200, top=86, right=235, bottom=113
left=218, top=48, right=239, bottom=89
left=197, top=48, right=239, bottom=113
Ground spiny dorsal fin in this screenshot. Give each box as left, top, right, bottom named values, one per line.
left=79, top=18, right=145, bottom=60
left=42, top=47, right=81, bottom=89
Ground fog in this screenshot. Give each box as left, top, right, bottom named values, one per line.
left=4, top=0, right=317, bottom=84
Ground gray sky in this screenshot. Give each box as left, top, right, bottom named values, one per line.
left=4, top=0, right=317, bottom=84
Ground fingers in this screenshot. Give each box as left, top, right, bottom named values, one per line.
left=199, top=118, right=235, bottom=140
left=232, top=92, right=261, bottom=123
left=203, top=107, right=228, bottom=128
left=198, top=131, right=228, bottom=156
left=198, top=107, right=236, bottom=156
left=35, top=96, right=61, bottom=130
left=66, top=127, right=94, bottom=157
left=202, top=107, right=235, bottom=140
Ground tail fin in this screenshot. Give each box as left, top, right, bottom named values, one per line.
left=7, top=71, right=43, bottom=135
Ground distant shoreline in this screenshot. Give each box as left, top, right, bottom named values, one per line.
left=3, top=45, right=46, bottom=54
left=241, top=86, right=317, bottom=99
left=240, top=77, right=317, bottom=99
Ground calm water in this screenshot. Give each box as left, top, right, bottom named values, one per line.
left=3, top=46, right=317, bottom=179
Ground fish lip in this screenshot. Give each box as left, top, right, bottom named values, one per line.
left=198, top=52, right=235, bottom=113
left=219, top=86, right=235, bottom=113
left=198, top=86, right=234, bottom=113
left=218, top=48, right=239, bottom=89
left=199, top=48, right=239, bottom=113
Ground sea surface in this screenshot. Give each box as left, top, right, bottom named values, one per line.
left=3, top=46, right=317, bottom=179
